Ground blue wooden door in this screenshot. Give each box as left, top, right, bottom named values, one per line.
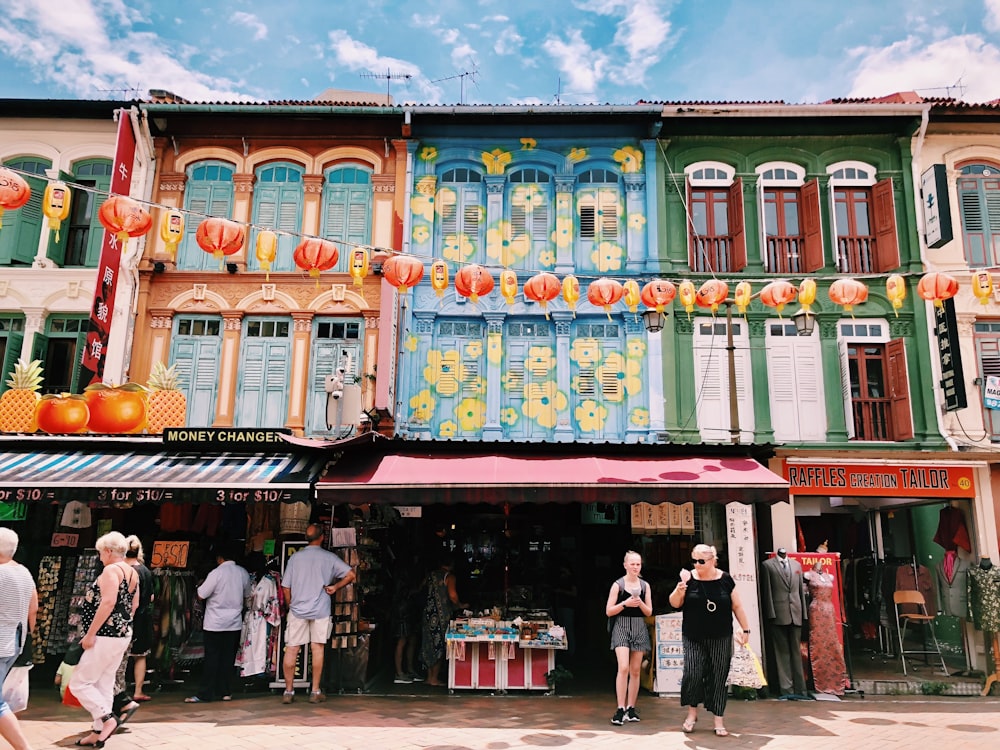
left=236, top=318, right=291, bottom=427
left=169, top=316, right=222, bottom=427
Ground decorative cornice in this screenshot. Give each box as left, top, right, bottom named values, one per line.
left=150, top=315, right=172, bottom=329
left=362, top=311, right=380, bottom=329
left=233, top=173, right=255, bottom=193
left=675, top=318, right=694, bottom=335
left=222, top=312, right=244, bottom=331
left=159, top=172, right=186, bottom=191
left=889, top=318, right=913, bottom=337
left=303, top=175, right=325, bottom=194
left=373, top=174, right=396, bottom=193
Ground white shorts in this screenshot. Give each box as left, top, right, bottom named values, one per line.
left=285, top=613, right=332, bottom=647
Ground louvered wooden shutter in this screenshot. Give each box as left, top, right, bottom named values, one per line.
left=872, top=178, right=900, bottom=272
left=886, top=338, right=913, bottom=440
left=800, top=178, right=824, bottom=272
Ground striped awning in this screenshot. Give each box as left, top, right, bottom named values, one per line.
left=0, top=450, right=328, bottom=504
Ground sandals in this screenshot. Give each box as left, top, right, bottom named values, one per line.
left=119, top=700, right=140, bottom=725
left=75, top=714, right=119, bottom=748
left=682, top=717, right=697, bottom=732
left=714, top=727, right=729, bottom=737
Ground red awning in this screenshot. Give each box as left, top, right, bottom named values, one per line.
left=317, top=453, right=789, bottom=505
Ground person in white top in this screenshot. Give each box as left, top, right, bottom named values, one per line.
left=185, top=543, right=250, bottom=703
left=0, top=527, right=37, bottom=750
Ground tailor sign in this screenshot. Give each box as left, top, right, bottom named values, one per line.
left=784, top=461, right=975, bottom=498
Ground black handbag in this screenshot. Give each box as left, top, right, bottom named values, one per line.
left=13, top=630, right=33, bottom=667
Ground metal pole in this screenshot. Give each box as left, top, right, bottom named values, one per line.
left=725, top=301, right=740, bottom=444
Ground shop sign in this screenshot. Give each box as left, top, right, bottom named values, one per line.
left=51, top=533, right=79, bottom=548
left=395, top=506, right=422, bottom=518
left=985, top=375, right=1000, bottom=410
left=151, top=540, right=189, bottom=568
left=0, top=485, right=309, bottom=505
left=920, top=164, right=953, bottom=249
left=162, top=427, right=292, bottom=450
left=725, top=503, right=761, bottom=655
left=784, top=461, right=975, bottom=498
left=934, top=297, right=967, bottom=411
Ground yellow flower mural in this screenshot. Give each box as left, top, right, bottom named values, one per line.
left=501, top=370, right=522, bottom=391
left=456, top=397, right=486, bottom=431
left=409, top=389, right=436, bottom=423
left=443, top=234, right=477, bottom=264
left=552, top=216, right=573, bottom=249
left=596, top=352, right=642, bottom=402
left=511, top=184, right=545, bottom=212
left=520, top=138, right=537, bottom=150
left=570, top=338, right=602, bottom=368
left=629, top=408, right=650, bottom=428
left=524, top=345, right=557, bottom=378
left=424, top=350, right=464, bottom=396
left=628, top=213, right=647, bottom=231
left=404, top=334, right=418, bottom=352
left=482, top=148, right=512, bottom=175
left=464, top=341, right=483, bottom=359
left=486, top=222, right=530, bottom=266
left=626, top=337, right=647, bottom=359
left=411, top=193, right=434, bottom=222
left=613, top=145, right=643, bottom=173
left=487, top=332, right=503, bottom=364
left=575, top=399, right=608, bottom=432
left=419, top=147, right=438, bottom=162
left=523, top=381, right=567, bottom=429
left=463, top=376, right=487, bottom=396
left=568, top=147, right=588, bottom=162
left=500, top=407, right=519, bottom=426
left=439, top=420, right=458, bottom=438
left=412, top=225, right=430, bottom=244
left=590, top=242, right=625, bottom=272
left=538, top=249, right=556, bottom=268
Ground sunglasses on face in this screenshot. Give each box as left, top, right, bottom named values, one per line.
left=692, top=559, right=709, bottom=565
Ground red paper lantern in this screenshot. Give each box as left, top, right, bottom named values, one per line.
left=523, top=272, right=561, bottom=316
left=99, top=196, right=152, bottom=244
left=195, top=217, right=245, bottom=263
left=916, top=272, right=959, bottom=308
left=828, top=278, right=869, bottom=313
left=382, top=254, right=425, bottom=294
left=293, top=238, right=339, bottom=281
left=695, top=279, right=729, bottom=313
left=454, top=264, right=495, bottom=303
left=759, top=280, right=797, bottom=315
left=587, top=277, right=624, bottom=319
left=0, top=167, right=31, bottom=230
left=640, top=279, right=676, bottom=313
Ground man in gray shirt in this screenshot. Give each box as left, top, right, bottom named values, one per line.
left=186, top=543, right=250, bottom=703
left=281, top=524, right=355, bottom=704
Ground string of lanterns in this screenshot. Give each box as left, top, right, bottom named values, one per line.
left=0, top=165, right=981, bottom=319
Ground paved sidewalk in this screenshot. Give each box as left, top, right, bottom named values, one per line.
left=15, top=688, right=1000, bottom=749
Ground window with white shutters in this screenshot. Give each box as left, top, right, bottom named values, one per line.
left=974, top=322, right=1000, bottom=438
left=692, top=318, right=754, bottom=442
left=765, top=321, right=826, bottom=442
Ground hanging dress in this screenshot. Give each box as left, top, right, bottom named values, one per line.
left=806, top=573, right=849, bottom=695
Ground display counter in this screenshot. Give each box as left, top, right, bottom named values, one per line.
left=446, top=618, right=567, bottom=693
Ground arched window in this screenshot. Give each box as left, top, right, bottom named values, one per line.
left=60, top=159, right=113, bottom=267
left=436, top=167, right=484, bottom=269
left=576, top=168, right=623, bottom=273
left=249, top=162, right=304, bottom=272
left=177, top=160, right=235, bottom=270
left=685, top=161, right=745, bottom=272
left=0, top=157, right=51, bottom=266
left=827, top=160, right=899, bottom=273
left=756, top=161, right=823, bottom=273
left=502, top=168, right=553, bottom=270
left=957, top=162, right=1000, bottom=267
left=321, top=165, right=372, bottom=273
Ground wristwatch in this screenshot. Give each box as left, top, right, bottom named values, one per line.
left=742, top=629, right=751, bottom=633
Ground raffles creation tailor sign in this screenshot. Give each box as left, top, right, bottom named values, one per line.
left=80, top=109, right=137, bottom=385
left=784, top=461, right=975, bottom=498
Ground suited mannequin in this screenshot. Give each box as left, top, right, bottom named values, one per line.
left=760, top=549, right=808, bottom=696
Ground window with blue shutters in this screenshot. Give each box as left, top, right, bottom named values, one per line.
left=505, top=169, right=553, bottom=270
left=974, top=321, right=1000, bottom=439
left=249, top=163, right=303, bottom=272
left=322, top=166, right=372, bottom=273
left=502, top=320, right=555, bottom=439
left=64, top=159, right=113, bottom=267
left=425, top=319, right=485, bottom=438
left=178, top=161, right=235, bottom=270
left=0, top=158, right=49, bottom=266
left=576, top=168, right=623, bottom=273
left=169, top=316, right=222, bottom=427
left=307, top=318, right=363, bottom=436
left=437, top=168, right=484, bottom=269
left=570, top=320, right=626, bottom=440
left=236, top=317, right=291, bottom=428
left=958, top=163, right=1000, bottom=268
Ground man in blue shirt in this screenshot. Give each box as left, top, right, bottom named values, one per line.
left=281, top=524, right=355, bottom=704
left=185, top=543, right=250, bottom=703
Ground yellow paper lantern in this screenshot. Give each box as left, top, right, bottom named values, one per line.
left=972, top=271, right=993, bottom=306
left=678, top=280, right=696, bottom=316
left=159, top=209, right=184, bottom=261
left=734, top=281, right=752, bottom=314
left=798, top=278, right=817, bottom=312
left=42, top=181, right=71, bottom=243
left=430, top=259, right=449, bottom=298
left=255, top=230, right=277, bottom=280
left=562, top=274, right=580, bottom=313
left=349, top=247, right=370, bottom=287
left=622, top=279, right=641, bottom=314
left=886, top=274, right=907, bottom=315
left=500, top=269, right=518, bottom=305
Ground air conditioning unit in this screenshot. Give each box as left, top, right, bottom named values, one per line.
left=327, top=384, right=363, bottom=429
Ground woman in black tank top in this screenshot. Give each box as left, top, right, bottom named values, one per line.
left=605, top=550, right=652, bottom=726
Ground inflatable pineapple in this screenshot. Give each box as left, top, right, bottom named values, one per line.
left=0, top=358, right=43, bottom=433
left=145, top=361, right=187, bottom=434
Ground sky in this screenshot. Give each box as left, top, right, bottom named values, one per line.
left=0, top=0, right=999, bottom=106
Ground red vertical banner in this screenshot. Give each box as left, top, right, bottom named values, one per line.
left=79, top=109, right=137, bottom=385
left=785, top=551, right=844, bottom=649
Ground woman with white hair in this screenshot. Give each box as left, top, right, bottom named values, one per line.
left=69, top=532, right=139, bottom=748
left=0, top=527, right=37, bottom=750
left=668, top=543, right=751, bottom=737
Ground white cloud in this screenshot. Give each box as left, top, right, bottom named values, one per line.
left=231, top=12, right=268, bottom=42
left=610, top=0, right=672, bottom=86
left=848, top=34, right=1000, bottom=102
left=326, top=29, right=442, bottom=103
left=410, top=13, right=440, bottom=29
left=986, top=0, right=1000, bottom=32
left=543, top=29, right=609, bottom=100
left=494, top=25, right=524, bottom=56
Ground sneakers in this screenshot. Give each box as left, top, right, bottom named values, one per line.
left=309, top=691, right=326, bottom=704
left=408, top=673, right=424, bottom=682
left=281, top=691, right=294, bottom=704
left=611, top=707, right=626, bottom=726
left=394, top=674, right=413, bottom=684
left=625, top=706, right=640, bottom=722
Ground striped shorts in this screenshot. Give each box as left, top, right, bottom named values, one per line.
left=609, top=616, right=650, bottom=651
